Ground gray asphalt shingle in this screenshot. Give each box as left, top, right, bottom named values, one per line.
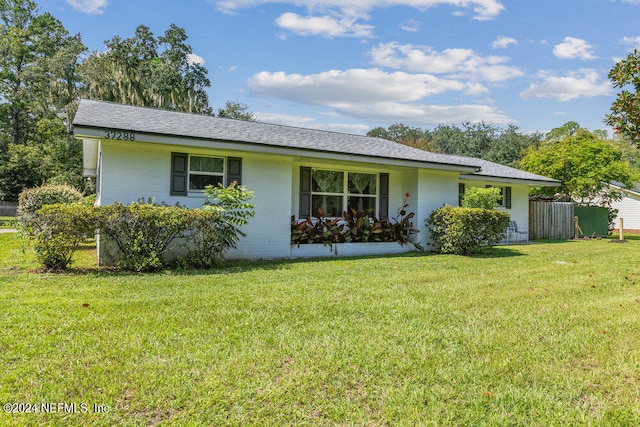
left=73, top=99, right=559, bottom=185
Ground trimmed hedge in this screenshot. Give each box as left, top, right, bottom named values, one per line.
left=427, top=205, right=510, bottom=255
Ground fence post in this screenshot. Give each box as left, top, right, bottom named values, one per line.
left=620, top=218, right=624, bottom=241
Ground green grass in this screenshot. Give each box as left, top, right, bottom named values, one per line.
left=1, top=234, right=640, bottom=426
left=0, top=216, right=17, bottom=229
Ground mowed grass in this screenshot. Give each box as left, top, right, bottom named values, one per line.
left=1, top=233, right=639, bottom=426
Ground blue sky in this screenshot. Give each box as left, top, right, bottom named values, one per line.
left=40, top=0, right=640, bottom=135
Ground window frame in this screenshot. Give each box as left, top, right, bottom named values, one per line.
left=187, top=154, right=225, bottom=193
left=310, top=168, right=379, bottom=218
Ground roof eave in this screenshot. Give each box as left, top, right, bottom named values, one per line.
left=460, top=173, right=561, bottom=187
left=73, top=125, right=481, bottom=174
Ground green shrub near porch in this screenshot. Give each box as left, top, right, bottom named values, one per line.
left=427, top=205, right=510, bottom=255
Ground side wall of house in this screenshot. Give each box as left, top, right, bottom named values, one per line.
left=415, top=170, right=460, bottom=247
left=610, top=193, right=640, bottom=231
left=98, top=140, right=293, bottom=260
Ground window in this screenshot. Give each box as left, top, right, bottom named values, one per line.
left=189, top=155, right=224, bottom=191
left=307, top=169, right=379, bottom=217
left=171, top=153, right=242, bottom=196
left=486, top=185, right=512, bottom=209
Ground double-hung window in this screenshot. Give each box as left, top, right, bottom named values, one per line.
left=189, top=156, right=224, bottom=191
left=306, top=169, right=379, bottom=217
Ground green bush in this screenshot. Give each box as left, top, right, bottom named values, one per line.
left=426, top=205, right=510, bottom=255
left=17, top=184, right=83, bottom=227
left=24, top=204, right=96, bottom=271
left=97, top=202, right=191, bottom=272
left=461, top=187, right=501, bottom=210
left=183, top=183, right=255, bottom=268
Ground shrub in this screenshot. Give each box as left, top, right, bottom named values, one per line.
left=461, top=187, right=501, bottom=210
left=24, top=204, right=97, bottom=271
left=17, top=184, right=83, bottom=226
left=97, top=202, right=190, bottom=271
left=426, top=205, right=510, bottom=255
left=183, top=183, right=255, bottom=268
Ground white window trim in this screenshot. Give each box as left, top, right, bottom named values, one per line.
left=188, top=154, right=225, bottom=195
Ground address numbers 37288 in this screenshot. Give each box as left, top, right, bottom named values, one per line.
left=103, top=130, right=136, bottom=141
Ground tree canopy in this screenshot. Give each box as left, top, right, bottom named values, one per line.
left=368, top=122, right=541, bottom=167
left=606, top=49, right=640, bottom=145
left=519, top=123, right=638, bottom=204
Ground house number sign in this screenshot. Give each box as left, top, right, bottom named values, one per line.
left=103, top=130, right=136, bottom=141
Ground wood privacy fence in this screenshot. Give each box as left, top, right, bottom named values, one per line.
left=0, top=201, right=17, bottom=217
left=529, top=201, right=575, bottom=240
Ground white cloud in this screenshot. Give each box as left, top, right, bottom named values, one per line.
left=492, top=36, right=517, bottom=49
left=339, top=102, right=511, bottom=125
left=255, top=112, right=370, bottom=133
left=248, top=68, right=478, bottom=105
left=622, top=36, right=640, bottom=49
left=369, top=42, right=523, bottom=82
left=275, top=12, right=374, bottom=38
left=66, top=0, right=108, bottom=14
left=553, top=37, right=596, bottom=60
left=187, top=53, right=206, bottom=65
left=211, top=0, right=505, bottom=21
left=519, top=69, right=612, bottom=102
left=248, top=68, right=512, bottom=125
left=400, top=19, right=420, bottom=32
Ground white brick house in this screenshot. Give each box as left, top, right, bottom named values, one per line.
left=73, top=99, right=559, bottom=262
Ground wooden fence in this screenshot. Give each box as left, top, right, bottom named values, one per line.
left=529, top=201, right=575, bottom=240
left=0, top=201, right=17, bottom=217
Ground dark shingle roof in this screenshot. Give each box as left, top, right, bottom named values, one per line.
left=73, top=99, right=559, bottom=185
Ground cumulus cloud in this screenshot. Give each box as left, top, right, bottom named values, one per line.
left=519, top=69, right=612, bottom=101
left=339, top=103, right=511, bottom=125
left=275, top=12, right=374, bottom=38
left=492, top=36, right=517, bottom=49
left=369, top=42, right=523, bottom=82
left=66, top=0, right=108, bottom=14
left=400, top=19, right=421, bottom=32
left=248, top=68, right=512, bottom=125
left=187, top=53, right=206, bottom=65
left=248, top=68, right=482, bottom=105
left=622, top=36, right=640, bottom=49
left=553, top=37, right=596, bottom=60
left=211, top=0, right=505, bottom=21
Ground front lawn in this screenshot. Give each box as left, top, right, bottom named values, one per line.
left=1, top=233, right=639, bottom=425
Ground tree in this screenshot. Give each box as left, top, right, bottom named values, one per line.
left=367, top=123, right=436, bottom=151
left=217, top=101, right=256, bottom=121
left=429, top=122, right=540, bottom=167
left=80, top=24, right=212, bottom=115
left=519, top=123, right=638, bottom=204
left=0, top=0, right=81, bottom=146
left=606, top=49, right=640, bottom=145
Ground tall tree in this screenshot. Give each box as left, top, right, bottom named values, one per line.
left=520, top=123, right=638, bottom=203
left=606, top=49, right=640, bottom=146
left=0, top=0, right=79, bottom=146
left=80, top=24, right=212, bottom=115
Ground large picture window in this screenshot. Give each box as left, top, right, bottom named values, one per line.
left=310, top=169, right=378, bottom=217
